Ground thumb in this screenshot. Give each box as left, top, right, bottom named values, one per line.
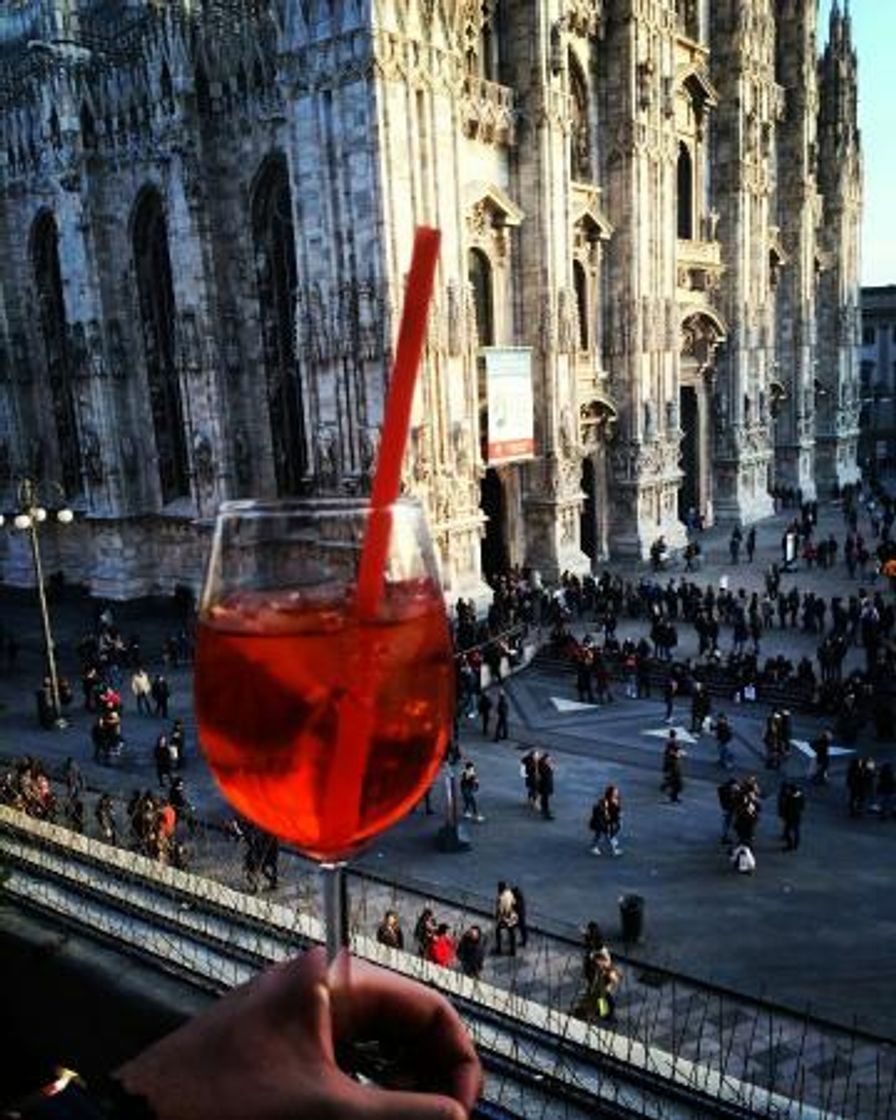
left=310, top=980, right=337, bottom=1067
left=342, top=1082, right=468, bottom=1120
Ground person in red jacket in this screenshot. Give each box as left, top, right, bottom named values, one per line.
left=427, top=923, right=456, bottom=968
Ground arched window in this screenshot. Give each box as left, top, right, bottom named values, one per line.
left=32, top=211, right=81, bottom=494
left=677, top=142, right=694, bottom=239
left=468, top=248, right=494, bottom=347
left=676, top=0, right=700, bottom=40
left=569, top=54, right=591, bottom=182
left=464, top=1, right=500, bottom=80
left=251, top=154, right=306, bottom=494
left=132, top=188, right=190, bottom=504
left=80, top=102, right=96, bottom=149
left=573, top=260, right=589, bottom=350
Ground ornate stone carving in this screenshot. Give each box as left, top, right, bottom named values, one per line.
left=119, top=433, right=139, bottom=481
left=222, top=314, right=242, bottom=376
left=87, top=319, right=106, bottom=378
left=179, top=311, right=202, bottom=371
left=446, top=281, right=463, bottom=357
left=28, top=436, right=45, bottom=481
left=68, top=321, right=89, bottom=379
left=411, top=423, right=432, bottom=484
left=193, top=432, right=215, bottom=492
left=559, top=404, right=577, bottom=459
left=233, top=428, right=252, bottom=489
left=83, top=427, right=104, bottom=486
left=316, top=422, right=339, bottom=488
left=451, top=421, right=471, bottom=474
left=107, top=319, right=127, bottom=380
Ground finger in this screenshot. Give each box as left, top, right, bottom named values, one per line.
left=330, top=960, right=482, bottom=1111
left=340, top=1079, right=468, bottom=1120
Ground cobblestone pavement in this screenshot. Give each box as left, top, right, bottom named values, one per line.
left=1, top=497, right=895, bottom=1056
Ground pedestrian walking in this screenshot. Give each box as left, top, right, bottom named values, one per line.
left=477, top=690, right=492, bottom=736
left=493, top=687, right=509, bottom=741
left=460, top=760, right=484, bottom=821
left=536, top=752, right=555, bottom=819
left=810, top=730, right=832, bottom=784
left=131, top=667, right=153, bottom=715
left=729, top=526, right=742, bottom=564
left=169, top=718, right=186, bottom=769
left=714, top=712, right=734, bottom=769
left=581, top=925, right=621, bottom=1022
left=511, top=885, right=528, bottom=948
left=718, top=777, right=740, bottom=846
left=413, top=907, right=437, bottom=958
left=95, top=792, right=117, bottom=845
left=494, top=881, right=518, bottom=956
left=778, top=781, right=806, bottom=850
left=151, top=673, right=171, bottom=719
left=746, top=525, right=756, bottom=563
left=661, top=730, right=685, bottom=803
left=154, top=733, right=172, bottom=788
left=457, top=924, right=486, bottom=978
left=663, top=676, right=678, bottom=724
left=63, top=757, right=85, bottom=801
left=690, top=682, right=711, bottom=734
left=376, top=909, right=405, bottom=950
left=521, top=749, right=540, bottom=808
left=426, top=923, right=456, bottom=968
left=590, top=785, right=622, bottom=855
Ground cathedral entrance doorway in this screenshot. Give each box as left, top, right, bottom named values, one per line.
left=679, top=311, right=725, bottom=528
left=580, top=457, right=597, bottom=566
left=678, top=385, right=699, bottom=521
left=480, top=468, right=508, bottom=581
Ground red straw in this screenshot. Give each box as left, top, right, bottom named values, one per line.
left=324, top=227, right=441, bottom=849
left=355, top=226, right=441, bottom=618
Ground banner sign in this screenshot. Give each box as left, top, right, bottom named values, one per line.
left=485, top=347, right=535, bottom=464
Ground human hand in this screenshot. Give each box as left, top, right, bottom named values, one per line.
left=117, top=947, right=481, bottom=1120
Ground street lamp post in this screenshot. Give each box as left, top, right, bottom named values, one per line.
left=10, top=478, right=74, bottom=729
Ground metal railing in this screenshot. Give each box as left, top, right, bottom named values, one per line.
left=2, top=774, right=893, bottom=1120
left=1, top=802, right=858, bottom=1120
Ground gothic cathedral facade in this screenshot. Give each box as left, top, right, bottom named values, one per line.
left=0, top=1, right=862, bottom=598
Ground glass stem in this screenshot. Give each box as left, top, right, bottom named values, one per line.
left=320, top=861, right=349, bottom=964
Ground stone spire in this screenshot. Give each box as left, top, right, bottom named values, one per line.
left=814, top=0, right=863, bottom=491
left=772, top=0, right=820, bottom=499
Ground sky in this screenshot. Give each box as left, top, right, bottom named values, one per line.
left=818, top=0, right=896, bottom=286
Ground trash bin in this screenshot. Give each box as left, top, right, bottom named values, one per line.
left=619, top=894, right=644, bottom=943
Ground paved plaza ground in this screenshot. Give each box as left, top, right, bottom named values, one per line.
left=1, top=499, right=895, bottom=1039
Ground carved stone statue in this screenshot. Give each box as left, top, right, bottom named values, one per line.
left=83, top=428, right=104, bottom=486
left=193, top=432, right=215, bottom=491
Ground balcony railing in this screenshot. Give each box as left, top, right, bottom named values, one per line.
left=460, top=75, right=517, bottom=146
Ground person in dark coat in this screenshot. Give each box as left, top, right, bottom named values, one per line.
left=477, top=690, right=492, bottom=737
left=152, top=673, right=171, bottom=719
left=778, top=781, right=806, bottom=851
left=811, top=730, right=832, bottom=784
left=511, top=885, right=528, bottom=948
left=661, top=731, right=685, bottom=803
left=536, top=753, right=555, bottom=819
left=521, top=749, right=540, bottom=808
left=154, top=733, right=172, bottom=788
left=493, top=688, right=509, bottom=742
left=457, top=925, right=486, bottom=978
left=376, top=910, right=404, bottom=951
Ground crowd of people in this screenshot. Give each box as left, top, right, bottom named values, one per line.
left=0, top=753, right=196, bottom=871
left=537, top=490, right=896, bottom=745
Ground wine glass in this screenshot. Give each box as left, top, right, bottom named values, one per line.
left=194, top=497, right=454, bottom=962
